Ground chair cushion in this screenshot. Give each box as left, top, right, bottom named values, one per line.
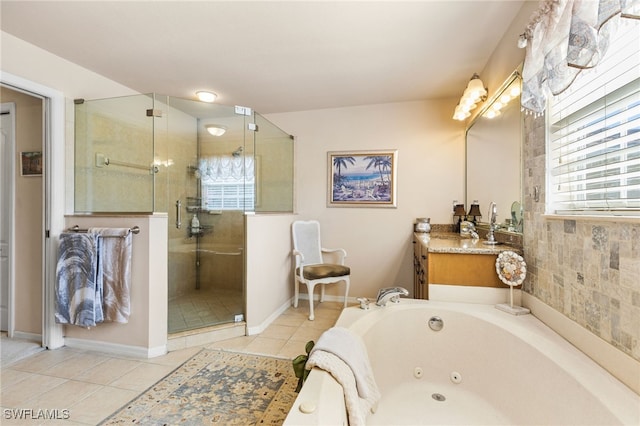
left=297, top=264, right=350, bottom=280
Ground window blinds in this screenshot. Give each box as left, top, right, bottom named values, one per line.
left=548, top=22, right=640, bottom=213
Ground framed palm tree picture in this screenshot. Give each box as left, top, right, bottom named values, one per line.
left=327, top=150, right=398, bottom=207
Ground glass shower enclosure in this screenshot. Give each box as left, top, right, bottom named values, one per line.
left=74, top=94, right=293, bottom=335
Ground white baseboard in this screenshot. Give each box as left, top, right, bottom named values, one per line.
left=296, top=293, right=359, bottom=304
left=64, top=337, right=167, bottom=359
left=523, top=293, right=640, bottom=395
left=247, top=299, right=293, bottom=336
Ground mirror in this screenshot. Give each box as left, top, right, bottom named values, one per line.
left=465, top=70, right=523, bottom=234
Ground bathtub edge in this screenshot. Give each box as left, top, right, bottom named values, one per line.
left=523, top=293, right=640, bottom=396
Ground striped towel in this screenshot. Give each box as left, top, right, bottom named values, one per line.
left=55, top=233, right=103, bottom=327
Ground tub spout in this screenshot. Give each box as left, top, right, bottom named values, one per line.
left=376, top=286, right=409, bottom=306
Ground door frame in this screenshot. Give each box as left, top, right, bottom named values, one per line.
left=0, top=71, right=65, bottom=349
left=1, top=102, right=16, bottom=335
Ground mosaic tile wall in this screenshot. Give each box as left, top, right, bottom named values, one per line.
left=522, top=114, right=640, bottom=361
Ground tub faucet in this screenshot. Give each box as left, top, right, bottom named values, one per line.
left=376, top=286, right=409, bottom=306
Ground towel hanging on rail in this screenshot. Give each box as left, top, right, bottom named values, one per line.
left=55, top=233, right=104, bottom=327
left=90, top=227, right=132, bottom=323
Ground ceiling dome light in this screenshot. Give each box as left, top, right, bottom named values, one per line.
left=205, top=124, right=227, bottom=136
left=196, top=91, right=217, bottom=103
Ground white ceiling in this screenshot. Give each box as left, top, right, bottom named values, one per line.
left=1, top=1, right=526, bottom=114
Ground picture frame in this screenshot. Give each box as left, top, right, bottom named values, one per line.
left=20, top=151, right=43, bottom=176
left=327, top=149, right=397, bottom=208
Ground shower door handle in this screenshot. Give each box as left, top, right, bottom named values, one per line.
left=176, top=200, right=182, bottom=229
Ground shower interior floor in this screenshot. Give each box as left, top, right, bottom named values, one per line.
left=168, top=287, right=243, bottom=334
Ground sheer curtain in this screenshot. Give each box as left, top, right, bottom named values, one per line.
left=521, top=0, right=640, bottom=115
left=199, top=156, right=255, bottom=183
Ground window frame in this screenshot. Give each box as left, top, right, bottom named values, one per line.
left=545, top=22, right=640, bottom=217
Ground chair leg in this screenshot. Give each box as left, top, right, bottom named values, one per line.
left=306, top=283, right=315, bottom=321
left=343, top=276, right=350, bottom=309
left=293, top=279, right=300, bottom=308
left=319, top=284, right=325, bottom=303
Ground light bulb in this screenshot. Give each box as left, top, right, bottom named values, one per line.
left=196, top=91, right=217, bottom=103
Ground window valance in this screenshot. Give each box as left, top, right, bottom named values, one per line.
left=521, top=0, right=640, bottom=115
left=199, top=156, right=255, bottom=183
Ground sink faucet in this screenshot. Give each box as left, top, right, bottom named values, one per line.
left=483, top=201, right=499, bottom=245
left=375, top=286, right=409, bottom=306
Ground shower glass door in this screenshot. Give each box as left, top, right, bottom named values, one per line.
left=75, top=94, right=293, bottom=336
left=159, top=97, right=250, bottom=334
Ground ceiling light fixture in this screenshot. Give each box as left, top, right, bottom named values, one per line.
left=452, top=73, right=487, bottom=121
left=205, top=124, right=227, bottom=136
left=196, top=91, right=217, bottom=103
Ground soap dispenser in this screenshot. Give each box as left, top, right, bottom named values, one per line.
left=191, top=214, right=200, bottom=235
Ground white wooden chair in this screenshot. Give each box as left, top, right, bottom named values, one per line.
left=292, top=220, right=350, bottom=320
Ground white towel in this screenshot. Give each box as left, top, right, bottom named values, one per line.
left=306, top=327, right=380, bottom=426
left=89, top=227, right=132, bottom=323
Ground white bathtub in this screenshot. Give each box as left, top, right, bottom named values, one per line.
left=284, top=300, right=640, bottom=425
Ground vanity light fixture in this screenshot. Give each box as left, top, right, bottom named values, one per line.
left=196, top=91, right=217, bottom=103
left=453, top=73, right=487, bottom=121
left=483, top=79, right=521, bottom=119
left=205, top=124, right=227, bottom=136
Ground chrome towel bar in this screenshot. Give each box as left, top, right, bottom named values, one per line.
left=67, top=225, right=140, bottom=235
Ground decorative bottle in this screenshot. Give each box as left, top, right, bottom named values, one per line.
left=191, top=214, right=200, bottom=235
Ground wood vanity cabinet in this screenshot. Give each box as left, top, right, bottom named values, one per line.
left=412, top=237, right=428, bottom=299
left=428, top=252, right=505, bottom=288
left=412, top=234, right=508, bottom=300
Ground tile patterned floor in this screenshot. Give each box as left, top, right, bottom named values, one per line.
left=0, top=300, right=342, bottom=425
left=168, top=287, right=244, bottom=334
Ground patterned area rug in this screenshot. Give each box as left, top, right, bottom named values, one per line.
left=102, top=349, right=298, bottom=425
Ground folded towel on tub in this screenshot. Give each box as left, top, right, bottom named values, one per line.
left=90, top=227, right=132, bottom=323
left=55, top=232, right=103, bottom=327
left=306, top=326, right=380, bottom=426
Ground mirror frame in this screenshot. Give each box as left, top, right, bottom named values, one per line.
left=464, top=69, right=524, bottom=236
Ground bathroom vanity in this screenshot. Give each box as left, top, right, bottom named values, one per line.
left=412, top=233, right=518, bottom=300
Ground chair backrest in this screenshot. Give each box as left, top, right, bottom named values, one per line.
left=292, top=220, right=324, bottom=266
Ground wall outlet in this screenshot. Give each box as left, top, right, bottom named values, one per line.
left=234, top=314, right=244, bottom=322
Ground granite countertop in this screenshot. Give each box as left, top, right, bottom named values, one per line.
left=414, top=232, right=520, bottom=255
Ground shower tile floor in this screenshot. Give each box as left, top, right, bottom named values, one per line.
left=168, top=287, right=244, bottom=334
left=0, top=300, right=344, bottom=425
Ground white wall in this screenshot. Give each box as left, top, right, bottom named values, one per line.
left=245, top=213, right=296, bottom=333
left=267, top=99, right=464, bottom=300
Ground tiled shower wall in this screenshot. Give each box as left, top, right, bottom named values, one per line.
left=523, top=114, right=640, bottom=361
